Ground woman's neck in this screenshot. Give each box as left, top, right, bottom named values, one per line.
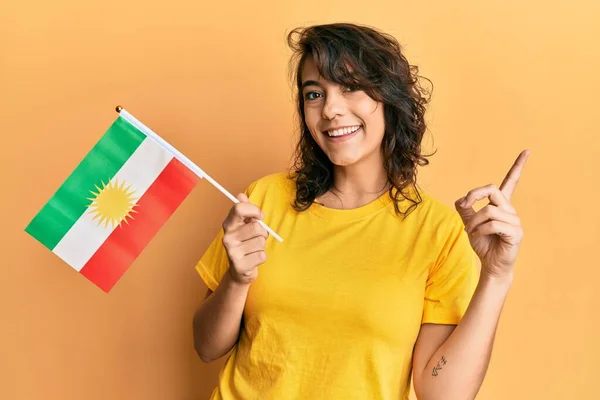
left=318, top=162, right=389, bottom=210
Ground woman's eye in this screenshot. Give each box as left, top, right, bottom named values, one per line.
left=345, top=86, right=357, bottom=92
left=305, top=91, right=322, bottom=100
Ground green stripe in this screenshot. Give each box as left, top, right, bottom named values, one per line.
left=25, top=116, right=146, bottom=250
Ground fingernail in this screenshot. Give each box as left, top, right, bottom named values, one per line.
left=460, top=198, right=467, bottom=207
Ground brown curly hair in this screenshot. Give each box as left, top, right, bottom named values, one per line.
left=286, top=22, right=435, bottom=217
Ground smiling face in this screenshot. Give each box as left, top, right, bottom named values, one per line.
left=300, top=56, right=386, bottom=168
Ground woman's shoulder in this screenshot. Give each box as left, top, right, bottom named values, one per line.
left=245, top=171, right=297, bottom=199
left=413, top=188, right=464, bottom=229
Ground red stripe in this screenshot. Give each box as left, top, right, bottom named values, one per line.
left=80, top=158, right=199, bottom=292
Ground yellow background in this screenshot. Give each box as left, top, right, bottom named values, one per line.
left=2, top=1, right=599, bottom=399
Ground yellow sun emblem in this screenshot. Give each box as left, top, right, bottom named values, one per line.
left=87, top=178, right=138, bottom=229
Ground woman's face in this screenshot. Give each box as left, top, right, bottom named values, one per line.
left=301, top=57, right=386, bottom=168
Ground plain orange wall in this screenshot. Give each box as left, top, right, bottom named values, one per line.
left=2, top=1, right=599, bottom=399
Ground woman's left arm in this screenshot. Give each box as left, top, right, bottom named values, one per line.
left=412, top=272, right=512, bottom=400
left=413, top=150, right=530, bottom=400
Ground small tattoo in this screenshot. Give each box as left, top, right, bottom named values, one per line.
left=432, top=356, right=447, bottom=377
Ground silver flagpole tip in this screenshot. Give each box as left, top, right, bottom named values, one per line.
left=115, top=105, right=123, bottom=113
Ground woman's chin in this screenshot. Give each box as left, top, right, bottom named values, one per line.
left=328, top=154, right=363, bottom=167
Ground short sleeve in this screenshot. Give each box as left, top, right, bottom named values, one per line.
left=195, top=228, right=228, bottom=291
left=194, top=179, right=260, bottom=291
left=422, top=214, right=480, bottom=325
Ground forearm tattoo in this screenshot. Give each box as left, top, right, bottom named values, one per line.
left=432, top=356, right=447, bottom=377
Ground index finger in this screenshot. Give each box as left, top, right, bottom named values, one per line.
left=499, top=149, right=530, bottom=201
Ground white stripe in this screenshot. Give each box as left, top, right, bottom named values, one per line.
left=53, top=137, right=173, bottom=271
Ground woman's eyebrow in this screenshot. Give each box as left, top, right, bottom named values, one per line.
left=301, top=80, right=322, bottom=90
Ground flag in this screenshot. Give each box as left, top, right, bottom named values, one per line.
left=25, top=110, right=201, bottom=292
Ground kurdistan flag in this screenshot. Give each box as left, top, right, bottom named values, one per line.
left=25, top=110, right=201, bottom=292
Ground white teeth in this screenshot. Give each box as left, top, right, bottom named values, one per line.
left=327, top=125, right=361, bottom=137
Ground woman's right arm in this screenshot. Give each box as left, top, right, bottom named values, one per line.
left=192, top=275, right=251, bottom=363
left=193, top=193, right=268, bottom=363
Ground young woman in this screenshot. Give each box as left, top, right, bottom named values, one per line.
left=193, top=22, right=529, bottom=400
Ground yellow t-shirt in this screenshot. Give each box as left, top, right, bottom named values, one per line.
left=196, top=172, right=479, bottom=400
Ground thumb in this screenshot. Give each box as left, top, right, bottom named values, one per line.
left=234, top=192, right=261, bottom=224
left=454, top=196, right=476, bottom=225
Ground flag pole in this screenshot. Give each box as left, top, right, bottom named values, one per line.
left=115, top=106, right=284, bottom=243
